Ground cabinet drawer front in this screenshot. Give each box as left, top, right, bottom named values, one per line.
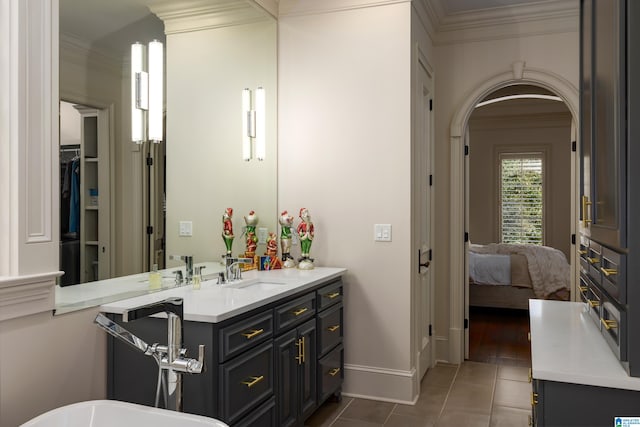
left=600, top=297, right=627, bottom=362
left=275, top=293, right=316, bottom=333
left=318, top=344, right=343, bottom=403
left=317, top=280, right=343, bottom=311
left=220, top=341, right=274, bottom=424
left=233, top=396, right=276, bottom=427
left=318, top=303, right=343, bottom=357
left=219, top=311, right=273, bottom=362
left=600, top=247, right=626, bottom=304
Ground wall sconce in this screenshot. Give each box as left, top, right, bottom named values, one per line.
left=242, top=87, right=265, bottom=161
left=131, top=40, right=164, bottom=144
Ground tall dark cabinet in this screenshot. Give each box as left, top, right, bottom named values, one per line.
left=580, top=0, right=640, bottom=376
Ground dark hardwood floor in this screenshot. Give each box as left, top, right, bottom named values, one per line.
left=468, top=306, right=531, bottom=367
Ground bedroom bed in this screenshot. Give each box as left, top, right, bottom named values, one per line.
left=468, top=243, right=570, bottom=310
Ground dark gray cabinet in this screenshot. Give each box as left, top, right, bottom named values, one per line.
left=531, top=378, right=640, bottom=426
left=580, top=0, right=640, bottom=377
left=106, top=276, right=344, bottom=426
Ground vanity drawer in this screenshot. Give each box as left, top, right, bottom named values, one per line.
left=318, top=344, right=343, bottom=403
left=219, top=341, right=274, bottom=424
left=233, top=396, right=276, bottom=427
left=600, top=297, right=627, bottom=362
left=317, top=303, right=343, bottom=357
left=587, top=241, right=602, bottom=285
left=275, top=293, right=316, bottom=334
left=219, top=310, right=274, bottom=362
left=317, top=280, right=343, bottom=311
left=600, top=247, right=626, bottom=304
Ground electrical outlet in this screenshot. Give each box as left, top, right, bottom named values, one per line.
left=179, top=221, right=192, bottom=237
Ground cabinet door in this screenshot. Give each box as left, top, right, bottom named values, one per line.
left=580, top=0, right=593, bottom=238
left=298, top=318, right=318, bottom=420
left=275, top=329, right=298, bottom=427
left=586, top=0, right=627, bottom=248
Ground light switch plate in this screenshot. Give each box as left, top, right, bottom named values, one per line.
left=374, top=224, right=392, bottom=242
left=257, top=227, right=268, bottom=244
left=179, top=221, right=192, bottom=236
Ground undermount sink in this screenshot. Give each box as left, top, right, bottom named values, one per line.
left=230, top=279, right=288, bottom=291
left=20, top=400, right=228, bottom=427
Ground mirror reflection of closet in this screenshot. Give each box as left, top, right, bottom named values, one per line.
left=59, top=100, right=111, bottom=285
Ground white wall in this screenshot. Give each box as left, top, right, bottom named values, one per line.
left=279, top=2, right=416, bottom=402
left=433, top=31, right=579, bottom=361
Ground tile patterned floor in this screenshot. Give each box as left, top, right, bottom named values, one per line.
left=304, top=362, right=532, bottom=427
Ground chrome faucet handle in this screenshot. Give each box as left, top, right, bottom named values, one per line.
left=122, top=297, right=184, bottom=323
left=170, top=255, right=194, bottom=282
left=173, top=270, right=183, bottom=285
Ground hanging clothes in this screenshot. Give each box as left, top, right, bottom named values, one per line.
left=68, top=158, right=80, bottom=233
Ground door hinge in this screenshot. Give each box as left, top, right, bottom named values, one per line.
left=429, top=324, right=432, bottom=336
left=429, top=99, right=433, bottom=111
left=146, top=226, right=154, bottom=235
left=464, top=145, right=469, bottom=156
left=428, top=249, right=432, bottom=261
left=571, top=140, right=577, bottom=152
left=464, top=318, right=469, bottom=329
left=146, top=154, right=153, bottom=166
left=571, top=234, right=576, bottom=245
left=464, top=232, right=469, bottom=242
left=429, top=174, right=433, bottom=186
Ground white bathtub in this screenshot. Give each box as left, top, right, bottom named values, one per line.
left=20, top=400, right=228, bottom=427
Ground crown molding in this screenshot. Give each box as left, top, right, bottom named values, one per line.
left=427, top=0, right=579, bottom=45
left=59, top=33, right=123, bottom=78
left=150, top=0, right=274, bottom=35
left=279, top=0, right=409, bottom=18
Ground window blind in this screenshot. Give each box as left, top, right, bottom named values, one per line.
left=500, top=156, right=543, bottom=245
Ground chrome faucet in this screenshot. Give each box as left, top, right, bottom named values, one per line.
left=223, top=257, right=253, bottom=282
left=170, top=255, right=193, bottom=285
left=94, top=297, right=205, bottom=412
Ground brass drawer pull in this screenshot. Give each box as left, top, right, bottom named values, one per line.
left=241, top=328, right=265, bottom=339
left=328, top=367, right=341, bottom=377
left=531, top=392, right=539, bottom=406
left=588, top=299, right=600, bottom=308
left=328, top=325, right=341, bottom=332
left=295, top=337, right=306, bottom=365
left=579, top=250, right=587, bottom=255
left=579, top=285, right=588, bottom=292
left=241, top=375, right=264, bottom=388
left=326, top=292, right=340, bottom=299
left=587, top=257, right=599, bottom=265
left=601, top=267, right=618, bottom=277
left=292, top=307, right=308, bottom=316
left=601, top=318, right=618, bottom=330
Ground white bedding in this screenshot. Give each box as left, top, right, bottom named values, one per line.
left=468, top=252, right=511, bottom=285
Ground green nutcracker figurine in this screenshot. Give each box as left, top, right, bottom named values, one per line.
left=279, top=210, right=296, bottom=268
left=296, top=207, right=314, bottom=270
left=222, top=207, right=234, bottom=256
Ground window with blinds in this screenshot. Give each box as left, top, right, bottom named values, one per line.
left=500, top=153, right=544, bottom=245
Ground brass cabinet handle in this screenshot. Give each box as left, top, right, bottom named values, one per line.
left=329, top=367, right=341, bottom=377
left=241, top=328, right=264, bottom=339
left=579, top=250, right=587, bottom=255
left=326, top=292, right=340, bottom=299
left=295, top=336, right=306, bottom=365
left=587, top=257, right=599, bottom=265
left=241, top=375, right=264, bottom=388
left=579, top=285, right=588, bottom=292
left=527, top=332, right=531, bottom=342
left=292, top=307, right=308, bottom=316
left=328, top=325, right=341, bottom=332
left=588, top=299, right=600, bottom=308
left=601, top=318, right=618, bottom=330
left=581, top=195, right=592, bottom=227
left=601, top=267, right=618, bottom=277
left=531, top=392, right=539, bottom=406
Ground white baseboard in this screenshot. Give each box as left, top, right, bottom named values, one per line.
left=342, top=363, right=418, bottom=404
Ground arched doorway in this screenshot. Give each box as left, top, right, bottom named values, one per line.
left=447, top=63, right=580, bottom=364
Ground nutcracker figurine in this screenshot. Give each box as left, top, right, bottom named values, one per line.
left=296, top=208, right=314, bottom=270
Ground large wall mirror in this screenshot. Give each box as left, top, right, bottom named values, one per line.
left=56, top=0, right=278, bottom=314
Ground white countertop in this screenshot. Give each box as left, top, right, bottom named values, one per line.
left=55, top=262, right=225, bottom=315
left=99, top=267, right=346, bottom=323
left=529, top=299, right=640, bottom=391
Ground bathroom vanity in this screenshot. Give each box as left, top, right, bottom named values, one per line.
left=99, top=267, right=345, bottom=427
